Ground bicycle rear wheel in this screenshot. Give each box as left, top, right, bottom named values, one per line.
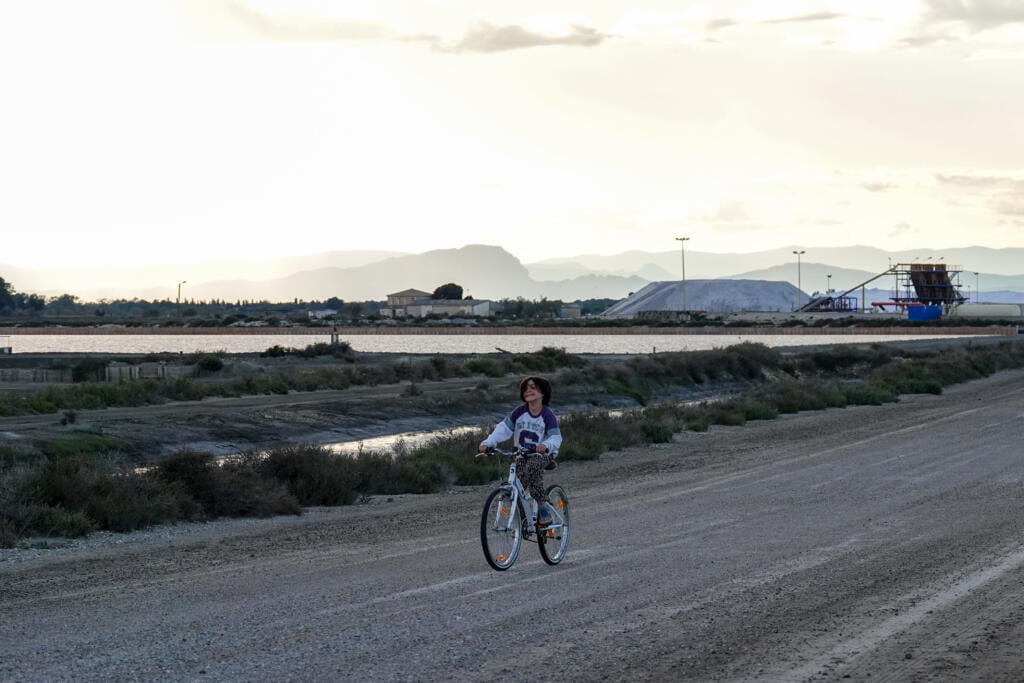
left=481, top=488, right=522, bottom=571
left=538, top=485, right=570, bottom=565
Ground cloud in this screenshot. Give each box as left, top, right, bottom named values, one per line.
left=192, top=2, right=610, bottom=53
left=693, top=200, right=760, bottom=234
left=217, top=1, right=395, bottom=42
left=861, top=182, right=897, bottom=193
left=897, top=1, right=1024, bottom=49
left=713, top=200, right=753, bottom=223
left=705, top=18, right=741, bottom=32
left=897, top=31, right=960, bottom=47
left=761, top=12, right=845, bottom=26
left=935, top=173, right=1024, bottom=191
left=447, top=21, right=608, bottom=53
left=705, top=10, right=843, bottom=33
left=923, top=0, right=1024, bottom=30
left=888, top=221, right=918, bottom=237
left=992, top=193, right=1024, bottom=216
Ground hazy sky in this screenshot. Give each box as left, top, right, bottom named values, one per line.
left=2, top=0, right=1023, bottom=268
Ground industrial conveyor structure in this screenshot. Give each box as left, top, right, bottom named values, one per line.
left=797, top=262, right=967, bottom=313
left=894, top=263, right=967, bottom=306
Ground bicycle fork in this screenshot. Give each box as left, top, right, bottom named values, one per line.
left=494, top=485, right=538, bottom=535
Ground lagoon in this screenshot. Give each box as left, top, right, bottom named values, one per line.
left=1, top=331, right=1007, bottom=355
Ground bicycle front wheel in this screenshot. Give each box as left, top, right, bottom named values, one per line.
left=538, top=485, right=570, bottom=565
left=481, top=488, right=522, bottom=571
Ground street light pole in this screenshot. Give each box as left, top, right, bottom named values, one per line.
left=974, top=272, right=979, bottom=303
left=792, top=250, right=805, bottom=310
left=675, top=237, right=690, bottom=317
left=827, top=273, right=832, bottom=294
left=177, top=280, right=187, bottom=313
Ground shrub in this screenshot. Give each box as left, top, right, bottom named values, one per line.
left=735, top=398, right=779, bottom=421
left=706, top=402, right=746, bottom=427
left=558, top=410, right=641, bottom=460
left=557, top=429, right=607, bottom=461
left=72, top=357, right=108, bottom=382
left=754, top=379, right=829, bottom=414
left=352, top=450, right=442, bottom=494
left=842, top=382, right=898, bottom=406
left=37, top=434, right=131, bottom=458
left=157, top=450, right=298, bottom=518
left=641, top=420, right=675, bottom=443
left=20, top=454, right=195, bottom=533
left=401, top=428, right=502, bottom=487
left=686, top=415, right=710, bottom=432
left=263, top=445, right=359, bottom=506
left=606, top=378, right=647, bottom=406
left=23, top=501, right=97, bottom=540
left=465, top=357, right=506, bottom=378
left=196, top=355, right=224, bottom=373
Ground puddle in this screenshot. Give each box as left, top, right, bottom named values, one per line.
left=323, top=425, right=481, bottom=454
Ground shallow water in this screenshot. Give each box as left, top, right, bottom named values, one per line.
left=3, top=332, right=999, bottom=355
left=324, top=426, right=481, bottom=455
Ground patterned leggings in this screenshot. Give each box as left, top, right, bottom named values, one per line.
left=516, top=453, right=555, bottom=503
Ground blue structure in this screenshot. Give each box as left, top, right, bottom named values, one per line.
left=907, top=305, right=942, bottom=321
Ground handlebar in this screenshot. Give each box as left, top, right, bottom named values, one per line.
left=476, top=446, right=536, bottom=458
left=476, top=446, right=559, bottom=470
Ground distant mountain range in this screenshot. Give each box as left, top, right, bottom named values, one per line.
left=2, top=244, right=1023, bottom=304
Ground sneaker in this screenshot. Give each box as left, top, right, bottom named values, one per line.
left=537, top=504, right=554, bottom=526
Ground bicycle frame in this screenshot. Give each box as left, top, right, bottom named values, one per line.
left=487, top=449, right=565, bottom=534
left=480, top=447, right=570, bottom=570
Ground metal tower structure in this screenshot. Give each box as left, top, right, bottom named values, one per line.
left=889, top=262, right=967, bottom=307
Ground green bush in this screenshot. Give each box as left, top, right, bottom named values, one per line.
left=640, top=420, right=675, bottom=443
left=558, top=411, right=641, bottom=460
left=24, top=502, right=103, bottom=538
left=706, top=402, right=746, bottom=427
left=402, top=428, right=502, bottom=487
left=20, top=455, right=195, bottom=533
left=465, top=357, right=506, bottom=378
left=686, top=415, right=710, bottom=432
left=37, top=434, right=131, bottom=458
left=196, top=355, right=224, bottom=373
left=754, top=379, right=829, bottom=414
left=606, top=378, right=648, bottom=405
left=735, top=398, right=779, bottom=421
left=157, top=451, right=299, bottom=518
left=842, top=382, right=898, bottom=406
left=264, top=445, right=359, bottom=506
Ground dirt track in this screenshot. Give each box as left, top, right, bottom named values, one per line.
left=3, top=366, right=1024, bottom=680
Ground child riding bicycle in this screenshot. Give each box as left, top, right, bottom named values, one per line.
left=479, top=376, right=562, bottom=526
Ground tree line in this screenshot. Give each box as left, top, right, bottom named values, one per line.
left=0, top=276, right=616, bottom=323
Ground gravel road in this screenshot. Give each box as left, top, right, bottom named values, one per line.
left=3, top=368, right=1024, bottom=681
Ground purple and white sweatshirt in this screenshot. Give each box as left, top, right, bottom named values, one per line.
left=481, top=404, right=562, bottom=455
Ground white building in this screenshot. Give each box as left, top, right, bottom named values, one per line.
left=381, top=289, right=492, bottom=318
left=308, top=309, right=339, bottom=320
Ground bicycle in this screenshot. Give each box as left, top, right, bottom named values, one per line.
left=477, top=447, right=571, bottom=571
